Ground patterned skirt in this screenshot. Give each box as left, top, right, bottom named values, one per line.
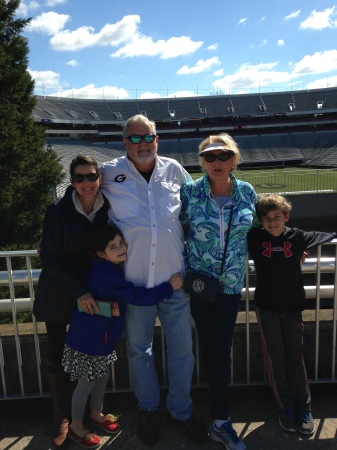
left=62, top=345, right=117, bottom=381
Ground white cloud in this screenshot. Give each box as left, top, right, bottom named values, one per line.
left=300, top=7, right=337, bottom=30
left=139, top=90, right=197, bottom=99
left=207, top=44, right=218, bottom=50
left=30, top=69, right=129, bottom=99
left=17, top=1, right=39, bottom=16
left=233, top=89, right=251, bottom=95
left=138, top=92, right=162, bottom=99
left=27, top=12, right=70, bottom=36
left=213, top=62, right=290, bottom=91
left=168, top=91, right=197, bottom=98
left=213, top=69, right=224, bottom=77
left=26, top=12, right=202, bottom=59
left=50, top=15, right=139, bottom=51
left=291, top=50, right=337, bottom=76
left=45, top=0, right=67, bottom=6
left=306, top=75, right=337, bottom=89
left=284, top=10, right=301, bottom=20
left=260, top=39, right=267, bottom=47
left=45, top=14, right=202, bottom=58
left=29, top=69, right=63, bottom=90
left=66, top=59, right=80, bottom=67
left=177, top=57, right=220, bottom=75
left=278, top=40, right=285, bottom=46
left=237, top=18, right=248, bottom=26
left=211, top=49, right=337, bottom=93
left=47, top=84, right=129, bottom=99
left=261, top=16, right=266, bottom=22
left=111, top=34, right=203, bottom=59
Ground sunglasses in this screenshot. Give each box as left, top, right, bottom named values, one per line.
left=202, top=152, right=234, bottom=163
left=126, top=134, right=157, bottom=144
left=71, top=173, right=100, bottom=183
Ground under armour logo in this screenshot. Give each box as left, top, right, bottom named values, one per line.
left=192, top=278, right=205, bottom=293
left=262, top=241, right=293, bottom=258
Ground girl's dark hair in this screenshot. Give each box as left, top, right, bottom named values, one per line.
left=69, top=154, right=99, bottom=176
left=87, top=223, right=124, bottom=260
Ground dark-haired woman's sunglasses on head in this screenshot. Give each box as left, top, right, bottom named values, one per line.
left=71, top=173, right=100, bottom=183
left=201, top=151, right=234, bottom=162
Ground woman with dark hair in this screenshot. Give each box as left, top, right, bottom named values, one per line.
left=33, top=154, right=110, bottom=449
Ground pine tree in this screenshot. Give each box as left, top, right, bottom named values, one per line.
left=0, top=0, right=63, bottom=249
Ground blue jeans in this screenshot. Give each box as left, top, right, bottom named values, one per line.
left=191, top=293, right=241, bottom=420
left=125, top=288, right=194, bottom=419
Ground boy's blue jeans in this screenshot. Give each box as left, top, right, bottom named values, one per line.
left=191, top=293, right=241, bottom=420
left=255, top=307, right=311, bottom=412
left=125, top=288, right=194, bottom=419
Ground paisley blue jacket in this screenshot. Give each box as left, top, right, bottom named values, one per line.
left=180, top=173, right=257, bottom=295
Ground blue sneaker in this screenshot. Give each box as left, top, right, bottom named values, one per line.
left=209, top=421, right=247, bottom=450
left=297, top=411, right=315, bottom=435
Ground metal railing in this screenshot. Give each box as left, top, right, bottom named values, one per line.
left=1, top=242, right=337, bottom=400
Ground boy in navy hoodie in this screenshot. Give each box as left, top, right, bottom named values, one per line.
left=248, top=194, right=336, bottom=436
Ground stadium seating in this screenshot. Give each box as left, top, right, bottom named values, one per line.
left=34, top=87, right=337, bottom=177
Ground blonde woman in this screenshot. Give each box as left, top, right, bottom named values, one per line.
left=180, top=133, right=257, bottom=450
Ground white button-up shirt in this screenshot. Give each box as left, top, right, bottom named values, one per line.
left=101, top=155, right=192, bottom=287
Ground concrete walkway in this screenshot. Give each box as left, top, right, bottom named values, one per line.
left=0, top=385, right=336, bottom=450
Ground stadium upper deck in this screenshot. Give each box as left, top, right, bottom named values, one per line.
left=34, top=86, right=337, bottom=131
left=33, top=87, right=337, bottom=171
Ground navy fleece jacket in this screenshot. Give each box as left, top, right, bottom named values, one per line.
left=65, top=259, right=173, bottom=355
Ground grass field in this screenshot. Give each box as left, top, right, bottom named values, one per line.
left=191, top=167, right=337, bottom=194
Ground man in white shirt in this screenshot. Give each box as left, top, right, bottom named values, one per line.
left=101, top=114, right=207, bottom=446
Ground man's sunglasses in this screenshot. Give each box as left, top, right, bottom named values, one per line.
left=201, top=152, right=234, bottom=163
left=71, top=173, right=100, bottom=183
left=125, top=134, right=157, bottom=144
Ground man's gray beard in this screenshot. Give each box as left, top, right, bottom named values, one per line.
left=134, top=151, right=157, bottom=165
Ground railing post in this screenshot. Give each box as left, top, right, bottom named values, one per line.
left=245, top=257, right=251, bottom=383
left=314, top=246, right=321, bottom=381
left=332, top=245, right=337, bottom=379
left=6, top=255, right=25, bottom=396
left=27, top=255, right=44, bottom=395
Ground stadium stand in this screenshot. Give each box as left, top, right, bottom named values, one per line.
left=196, top=96, right=233, bottom=117
left=48, top=139, right=125, bottom=197
left=304, top=144, right=337, bottom=166
left=34, top=87, right=337, bottom=175
left=323, top=89, right=337, bottom=110
left=258, top=92, right=291, bottom=114
left=49, top=129, right=337, bottom=189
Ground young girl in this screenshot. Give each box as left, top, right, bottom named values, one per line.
left=63, top=223, right=183, bottom=448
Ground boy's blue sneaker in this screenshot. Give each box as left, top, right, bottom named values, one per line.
left=209, top=421, right=247, bottom=450
left=297, top=411, right=315, bottom=435
left=279, top=409, right=297, bottom=432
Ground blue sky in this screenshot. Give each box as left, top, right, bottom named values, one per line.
left=17, top=0, right=337, bottom=99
